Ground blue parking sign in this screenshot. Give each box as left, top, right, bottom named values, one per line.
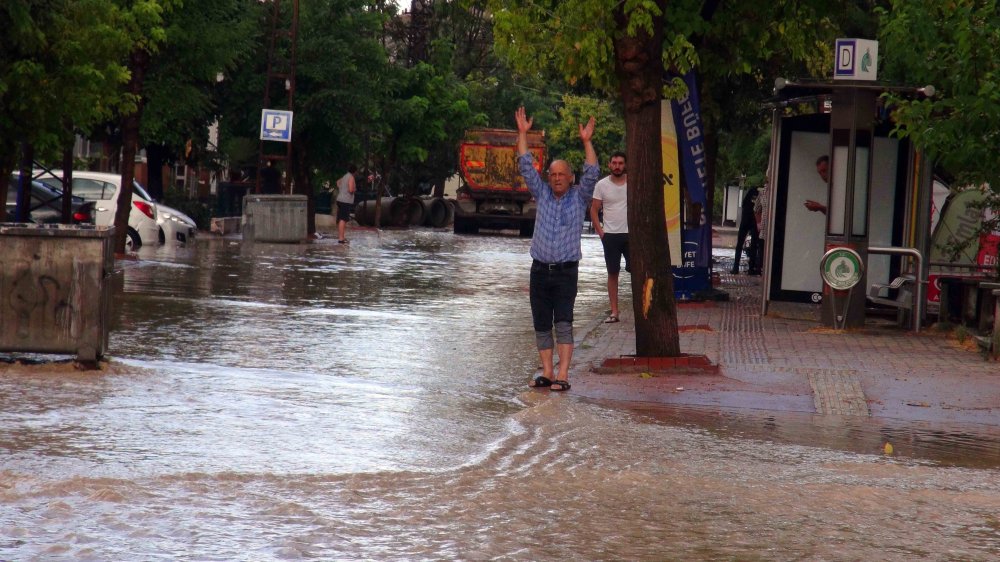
left=260, top=109, right=294, bottom=142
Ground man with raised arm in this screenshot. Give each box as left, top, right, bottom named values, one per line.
left=516, top=106, right=599, bottom=392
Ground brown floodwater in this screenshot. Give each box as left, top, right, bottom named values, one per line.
left=2, top=228, right=999, bottom=561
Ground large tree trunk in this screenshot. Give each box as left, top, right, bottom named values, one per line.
left=115, top=47, right=150, bottom=254
left=613, top=1, right=680, bottom=357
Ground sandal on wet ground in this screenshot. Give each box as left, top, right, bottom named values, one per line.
left=604, top=315, right=620, bottom=323
left=529, top=375, right=552, bottom=388
left=550, top=379, right=571, bottom=391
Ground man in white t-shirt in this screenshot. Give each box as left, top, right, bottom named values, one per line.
left=589, top=151, right=629, bottom=323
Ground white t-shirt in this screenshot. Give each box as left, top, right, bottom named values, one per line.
left=592, top=176, right=628, bottom=233
left=336, top=172, right=354, bottom=204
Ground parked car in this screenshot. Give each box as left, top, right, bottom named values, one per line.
left=36, top=170, right=157, bottom=248
left=155, top=203, right=198, bottom=245
left=5, top=176, right=95, bottom=225
left=68, top=175, right=196, bottom=247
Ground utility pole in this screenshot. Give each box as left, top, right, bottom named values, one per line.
left=255, top=0, right=299, bottom=194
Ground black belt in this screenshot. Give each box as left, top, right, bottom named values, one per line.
left=533, top=259, right=578, bottom=271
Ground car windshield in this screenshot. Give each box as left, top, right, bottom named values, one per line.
left=8, top=176, right=85, bottom=203
left=132, top=181, right=154, bottom=202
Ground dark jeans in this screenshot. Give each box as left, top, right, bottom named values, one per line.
left=529, top=260, right=579, bottom=338
left=733, top=220, right=759, bottom=273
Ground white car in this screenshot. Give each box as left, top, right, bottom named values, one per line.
left=37, top=170, right=195, bottom=248
left=155, top=203, right=198, bottom=245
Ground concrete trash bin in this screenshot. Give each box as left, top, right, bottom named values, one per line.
left=0, top=223, right=115, bottom=361
left=242, top=194, right=308, bottom=243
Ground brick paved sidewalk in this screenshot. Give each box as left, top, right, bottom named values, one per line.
left=570, top=273, right=1000, bottom=427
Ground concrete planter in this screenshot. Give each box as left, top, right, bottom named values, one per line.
left=242, top=194, right=308, bottom=243
left=0, top=223, right=115, bottom=361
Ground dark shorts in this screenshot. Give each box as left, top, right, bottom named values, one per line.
left=529, top=260, right=579, bottom=334
left=336, top=201, right=354, bottom=222
left=601, top=233, right=630, bottom=274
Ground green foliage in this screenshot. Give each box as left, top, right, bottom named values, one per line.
left=546, top=94, right=625, bottom=172
left=140, top=0, right=259, bottom=152
left=0, top=0, right=133, bottom=171
left=490, top=0, right=626, bottom=91
left=879, top=0, right=1000, bottom=192
left=377, top=61, right=484, bottom=193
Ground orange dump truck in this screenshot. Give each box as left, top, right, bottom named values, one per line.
left=454, top=128, right=545, bottom=236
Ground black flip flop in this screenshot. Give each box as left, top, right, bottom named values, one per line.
left=550, top=379, right=571, bottom=391
left=529, top=375, right=552, bottom=388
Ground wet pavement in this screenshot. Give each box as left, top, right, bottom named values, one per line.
left=1, top=226, right=1000, bottom=560
left=571, top=226, right=1000, bottom=466
left=573, top=244, right=1000, bottom=427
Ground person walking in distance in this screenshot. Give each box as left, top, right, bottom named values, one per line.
left=732, top=184, right=760, bottom=275
left=335, top=165, right=357, bottom=244
left=516, top=106, right=599, bottom=392
left=589, top=151, right=630, bottom=322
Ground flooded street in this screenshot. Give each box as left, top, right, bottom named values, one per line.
left=3, top=229, right=1000, bottom=560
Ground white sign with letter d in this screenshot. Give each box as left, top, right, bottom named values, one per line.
left=834, top=38, right=878, bottom=81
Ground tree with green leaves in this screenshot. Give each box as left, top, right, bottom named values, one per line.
left=0, top=0, right=132, bottom=221
left=108, top=0, right=180, bottom=253
left=492, top=0, right=687, bottom=356
left=546, top=94, right=625, bottom=173
left=877, top=0, right=1000, bottom=267
left=879, top=1, right=1000, bottom=189
left=490, top=0, right=849, bottom=356
left=138, top=0, right=260, bottom=201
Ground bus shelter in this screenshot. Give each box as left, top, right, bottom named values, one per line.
left=760, top=79, right=935, bottom=330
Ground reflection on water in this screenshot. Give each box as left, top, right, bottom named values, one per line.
left=2, top=229, right=1000, bottom=560
left=609, top=401, right=1000, bottom=470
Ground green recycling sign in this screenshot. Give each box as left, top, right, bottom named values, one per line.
left=820, top=247, right=864, bottom=291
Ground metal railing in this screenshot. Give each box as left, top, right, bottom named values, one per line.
left=868, top=246, right=924, bottom=332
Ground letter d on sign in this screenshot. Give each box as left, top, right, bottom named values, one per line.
left=834, top=38, right=877, bottom=80
left=839, top=46, right=853, bottom=69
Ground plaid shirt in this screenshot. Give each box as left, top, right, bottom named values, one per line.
left=518, top=152, right=599, bottom=263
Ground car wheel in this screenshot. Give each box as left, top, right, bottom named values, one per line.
left=126, top=227, right=142, bottom=250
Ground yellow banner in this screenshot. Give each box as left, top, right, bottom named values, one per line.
left=661, top=100, right=682, bottom=264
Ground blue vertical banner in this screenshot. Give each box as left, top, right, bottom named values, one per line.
left=669, top=70, right=713, bottom=298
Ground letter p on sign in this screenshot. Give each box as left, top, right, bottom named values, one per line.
left=266, top=114, right=287, bottom=130
left=260, top=109, right=294, bottom=142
